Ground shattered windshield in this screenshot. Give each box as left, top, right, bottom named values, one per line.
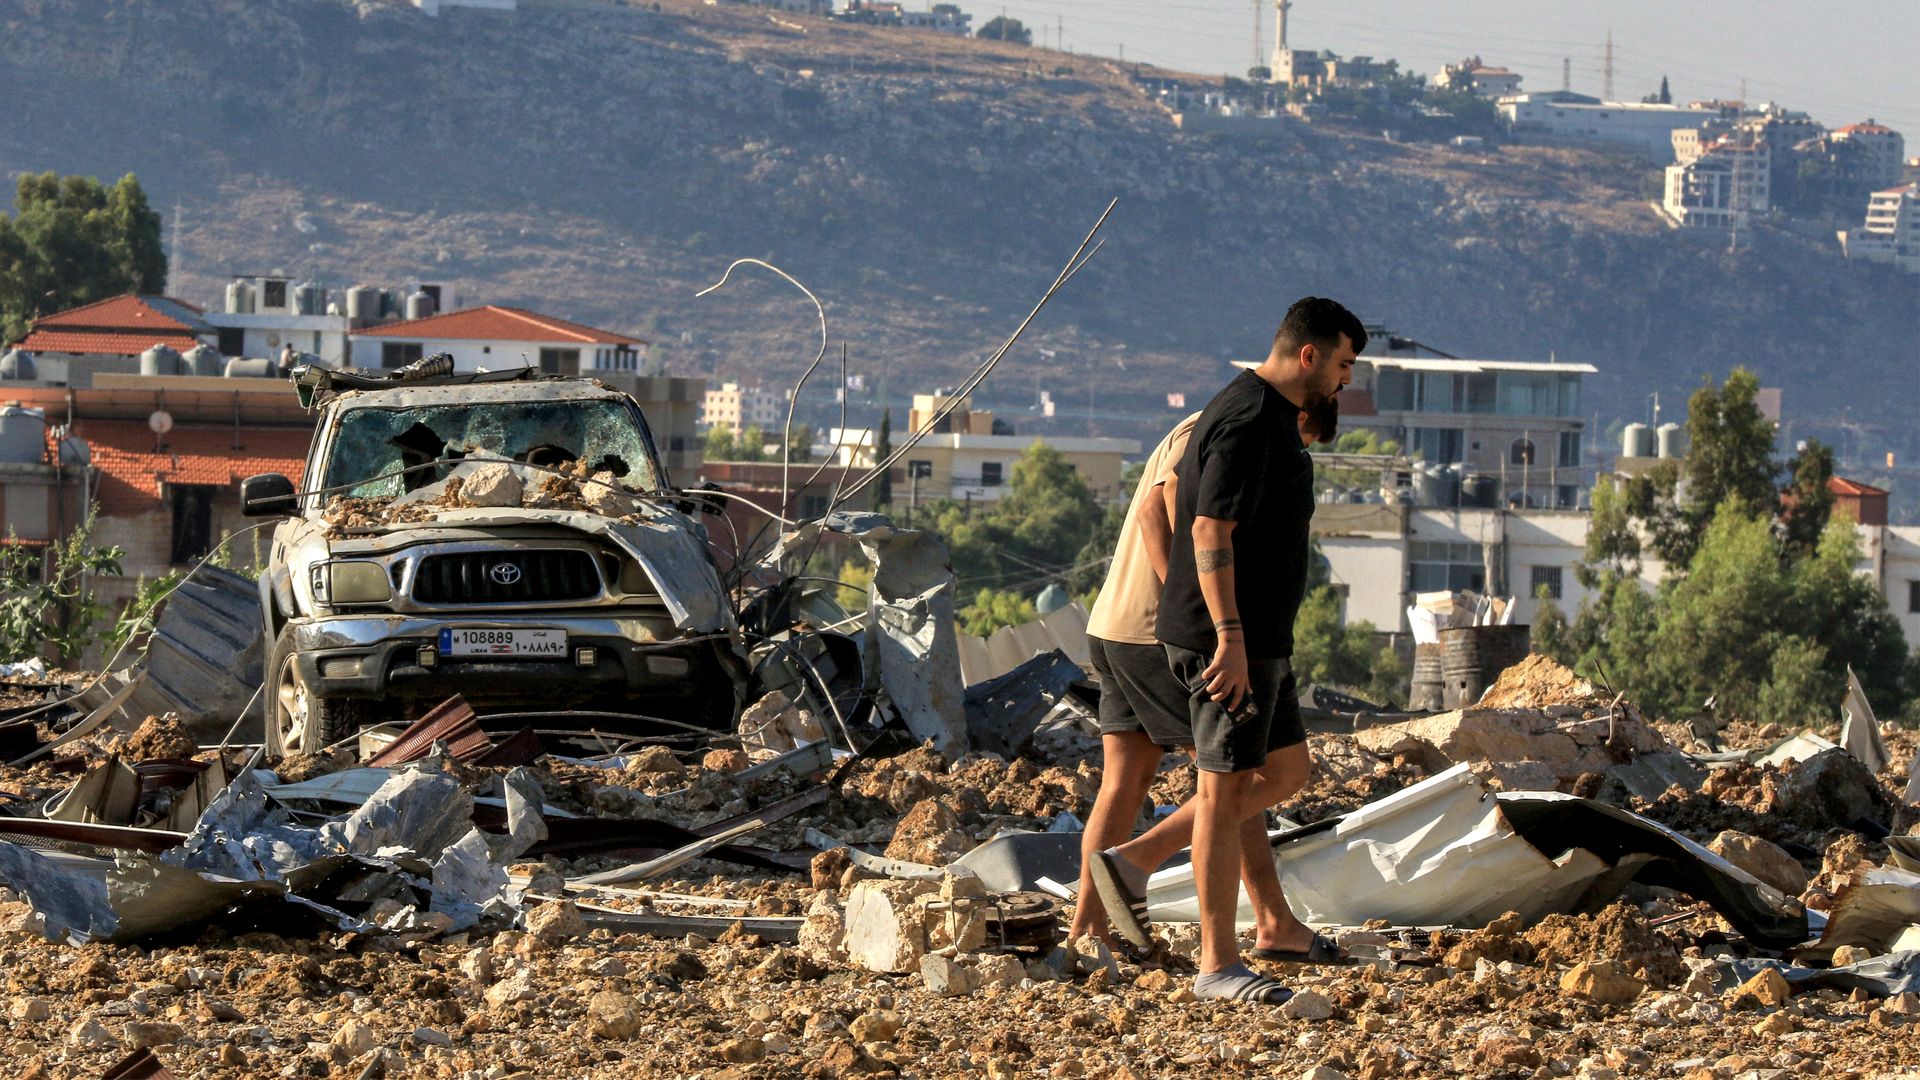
left=323, top=399, right=662, bottom=498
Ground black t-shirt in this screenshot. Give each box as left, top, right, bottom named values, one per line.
left=1155, top=370, right=1316, bottom=659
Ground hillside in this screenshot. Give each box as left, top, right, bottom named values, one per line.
left=1, top=0, right=1915, bottom=495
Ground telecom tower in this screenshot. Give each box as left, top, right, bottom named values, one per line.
left=1602, top=28, right=1614, bottom=101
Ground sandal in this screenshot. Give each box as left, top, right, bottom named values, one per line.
left=1250, top=931, right=1353, bottom=965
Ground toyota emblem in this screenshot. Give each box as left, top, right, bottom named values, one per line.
left=488, top=562, right=522, bottom=586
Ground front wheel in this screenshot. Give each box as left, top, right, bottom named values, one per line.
left=267, top=637, right=374, bottom=759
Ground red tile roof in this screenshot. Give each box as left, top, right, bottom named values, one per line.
left=1828, top=476, right=1889, bottom=498
left=14, top=329, right=206, bottom=356
left=355, top=305, right=646, bottom=346
left=70, top=419, right=311, bottom=515
left=1837, top=122, right=1895, bottom=135
left=14, top=294, right=210, bottom=355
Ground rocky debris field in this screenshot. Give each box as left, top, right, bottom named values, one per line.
left=0, top=658, right=1917, bottom=1079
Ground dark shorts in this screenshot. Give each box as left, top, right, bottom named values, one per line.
left=1087, top=636, right=1192, bottom=748
left=1165, top=644, right=1305, bottom=774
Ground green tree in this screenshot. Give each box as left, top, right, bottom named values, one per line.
left=1291, top=585, right=1405, bottom=707
left=785, top=423, right=814, bottom=464
left=1778, top=438, right=1835, bottom=560
left=737, top=425, right=769, bottom=462
left=960, top=587, right=1037, bottom=637
left=0, top=509, right=124, bottom=663
left=976, top=16, right=1030, bottom=44
left=703, top=426, right=738, bottom=461
left=1661, top=368, right=1778, bottom=566
left=0, top=172, right=165, bottom=344
left=873, top=409, right=893, bottom=509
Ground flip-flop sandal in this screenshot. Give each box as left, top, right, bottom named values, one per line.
left=1088, top=848, right=1154, bottom=950
left=1250, top=931, right=1353, bottom=965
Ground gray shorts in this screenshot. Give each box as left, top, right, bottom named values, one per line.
left=1164, top=644, right=1305, bottom=774
left=1088, top=636, right=1191, bottom=748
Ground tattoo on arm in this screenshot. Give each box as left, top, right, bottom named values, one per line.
left=1213, top=618, right=1243, bottom=630
left=1195, top=548, right=1233, bottom=573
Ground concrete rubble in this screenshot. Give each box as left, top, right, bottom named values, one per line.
left=2, top=634, right=1919, bottom=1074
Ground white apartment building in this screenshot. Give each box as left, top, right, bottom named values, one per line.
left=703, top=382, right=788, bottom=434
left=1832, top=121, right=1908, bottom=188
left=1663, top=140, right=1770, bottom=229
left=1434, top=57, right=1522, bottom=99
left=349, top=305, right=647, bottom=374
left=1838, top=182, right=1920, bottom=273
left=1500, top=92, right=1726, bottom=163
left=900, top=6, right=969, bottom=34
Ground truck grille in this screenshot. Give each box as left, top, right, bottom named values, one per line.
left=411, top=550, right=601, bottom=604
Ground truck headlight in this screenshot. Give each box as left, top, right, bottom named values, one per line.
left=311, top=561, right=391, bottom=605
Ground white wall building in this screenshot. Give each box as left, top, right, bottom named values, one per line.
left=348, top=305, right=647, bottom=374
left=414, top=0, right=515, bottom=15
left=1832, top=121, right=1908, bottom=188
left=1434, top=57, right=1522, bottom=99
left=1663, top=140, right=1770, bottom=229
left=1838, top=182, right=1920, bottom=273
left=702, top=382, right=789, bottom=434
left=1500, top=93, right=1726, bottom=163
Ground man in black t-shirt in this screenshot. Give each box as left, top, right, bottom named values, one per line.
left=1089, top=297, right=1363, bottom=1005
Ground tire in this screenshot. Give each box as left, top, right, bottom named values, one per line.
left=267, top=635, right=375, bottom=759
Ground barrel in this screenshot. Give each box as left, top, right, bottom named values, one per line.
left=1439, top=624, right=1533, bottom=709
left=1408, top=643, right=1446, bottom=711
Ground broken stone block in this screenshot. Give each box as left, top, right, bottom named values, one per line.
left=1475, top=1034, right=1543, bottom=1070
left=810, top=848, right=852, bottom=893
left=1354, top=694, right=1668, bottom=784
left=331, top=1020, right=377, bottom=1057
left=920, top=870, right=989, bottom=953
left=973, top=952, right=1027, bottom=989
left=124, top=713, right=198, bottom=761
left=122, top=1021, right=186, bottom=1049
left=1281, top=990, right=1335, bottom=1020
left=457, top=949, right=494, bottom=984
left=1731, top=968, right=1792, bottom=1009
left=798, top=893, right=847, bottom=962
left=848, top=1010, right=902, bottom=1044
left=1560, top=959, right=1645, bottom=1006
left=920, top=953, right=981, bottom=997
left=624, top=746, right=687, bottom=777
left=11, top=998, right=50, bottom=1022
left=68, top=1017, right=117, bottom=1049
left=586, top=991, right=645, bottom=1039
left=1469, top=759, right=1562, bottom=792
left=884, top=799, right=974, bottom=865
left=1830, top=944, right=1872, bottom=967
left=524, top=898, right=587, bottom=943
left=582, top=471, right=639, bottom=517
left=483, top=969, right=537, bottom=1008
left=461, top=462, right=524, bottom=507
left=1777, top=749, right=1893, bottom=833
left=701, top=748, right=749, bottom=774
left=1707, top=830, right=1808, bottom=896
left=719, top=1036, right=768, bottom=1063
left=843, top=879, right=938, bottom=973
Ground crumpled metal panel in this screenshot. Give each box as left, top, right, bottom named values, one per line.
left=127, top=565, right=265, bottom=741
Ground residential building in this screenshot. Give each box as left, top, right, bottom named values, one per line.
left=1317, top=53, right=1397, bottom=86
left=205, top=273, right=358, bottom=368
left=702, top=382, right=788, bottom=435
left=1500, top=93, right=1725, bottom=162
left=1830, top=476, right=1890, bottom=527
left=1330, top=355, right=1596, bottom=509
left=695, top=460, right=876, bottom=569
left=9, top=295, right=216, bottom=385
left=1671, top=121, right=1733, bottom=167
left=593, top=373, right=707, bottom=481
left=1267, top=0, right=1321, bottom=89
left=1832, top=121, right=1907, bottom=188
left=901, top=5, right=969, bottom=34
left=414, top=0, right=515, bottom=15
left=1837, top=182, right=1920, bottom=273
left=1860, top=522, right=1920, bottom=649
left=348, top=305, right=647, bottom=374
left=828, top=392, right=1139, bottom=505
left=758, top=0, right=833, bottom=13
left=1663, top=139, right=1770, bottom=228
left=1434, top=56, right=1523, bottom=99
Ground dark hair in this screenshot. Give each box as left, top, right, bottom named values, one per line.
left=1273, top=296, right=1367, bottom=360
left=1301, top=395, right=1339, bottom=444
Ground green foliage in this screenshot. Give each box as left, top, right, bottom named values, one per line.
left=976, top=16, right=1030, bottom=44
left=0, top=509, right=124, bottom=664
left=0, top=172, right=165, bottom=344
left=960, top=587, right=1037, bottom=637
left=1291, top=585, right=1405, bottom=707
left=1665, top=368, right=1779, bottom=566
left=704, top=425, right=770, bottom=463
left=1070, top=503, right=1126, bottom=595
left=835, top=557, right=873, bottom=613
left=874, top=409, right=893, bottom=508
left=107, top=570, right=184, bottom=655
left=1779, top=439, right=1834, bottom=560
left=1530, top=585, right=1573, bottom=664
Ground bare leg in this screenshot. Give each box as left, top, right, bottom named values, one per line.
left=1194, top=766, right=1257, bottom=973
left=1067, top=732, right=1163, bottom=942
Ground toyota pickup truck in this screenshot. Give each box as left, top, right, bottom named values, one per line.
left=241, top=365, right=745, bottom=757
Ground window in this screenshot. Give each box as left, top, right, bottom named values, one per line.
left=217, top=327, right=245, bottom=357
left=908, top=460, right=933, bottom=480
left=381, top=342, right=423, bottom=369
left=1410, top=427, right=1463, bottom=463
left=1374, top=369, right=1412, bottom=410
left=1558, top=430, right=1582, bottom=467
left=1509, top=438, right=1536, bottom=466
left=539, top=348, right=581, bottom=375
left=169, top=484, right=217, bottom=565
left=980, top=462, right=1004, bottom=487
left=261, top=279, right=287, bottom=309
left=1531, top=565, right=1563, bottom=600
left=1910, top=580, right=1920, bottom=614
left=1408, top=540, right=1484, bottom=593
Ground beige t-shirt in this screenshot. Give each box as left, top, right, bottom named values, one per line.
left=1085, top=413, right=1201, bottom=645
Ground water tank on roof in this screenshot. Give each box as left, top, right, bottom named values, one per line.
left=1461, top=473, right=1500, bottom=509
left=58, top=435, right=89, bottom=466
left=225, top=280, right=256, bottom=314
left=224, top=357, right=277, bottom=378
left=345, top=285, right=378, bottom=321
left=1411, top=465, right=1455, bottom=506
left=1034, top=583, right=1068, bottom=615
left=0, top=406, right=47, bottom=464
left=292, top=282, right=319, bottom=316
left=1656, top=422, right=1687, bottom=459
left=0, top=348, right=35, bottom=381
left=1622, top=422, right=1653, bottom=458
left=183, top=343, right=224, bottom=377
left=140, top=344, right=183, bottom=377
left=405, top=290, right=437, bottom=321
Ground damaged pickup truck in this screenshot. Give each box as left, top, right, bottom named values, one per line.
left=240, top=364, right=746, bottom=757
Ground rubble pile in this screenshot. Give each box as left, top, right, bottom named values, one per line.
left=1, top=645, right=1917, bottom=1076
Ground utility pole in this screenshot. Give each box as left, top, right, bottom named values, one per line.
left=1602, top=28, right=1614, bottom=102
left=1252, top=0, right=1263, bottom=74
left=1561, top=57, right=1570, bottom=93
left=168, top=199, right=184, bottom=287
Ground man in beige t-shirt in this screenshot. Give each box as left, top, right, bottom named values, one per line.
left=1068, top=403, right=1337, bottom=958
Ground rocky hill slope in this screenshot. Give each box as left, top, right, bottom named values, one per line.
left=1, top=0, right=1914, bottom=483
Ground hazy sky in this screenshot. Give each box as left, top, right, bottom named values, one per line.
left=987, top=0, right=1920, bottom=138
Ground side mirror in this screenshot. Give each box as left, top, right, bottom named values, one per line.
left=241, top=473, right=297, bottom=517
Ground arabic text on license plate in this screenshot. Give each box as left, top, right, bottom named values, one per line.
left=438, top=628, right=568, bottom=658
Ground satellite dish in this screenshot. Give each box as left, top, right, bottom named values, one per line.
left=148, top=410, right=174, bottom=436
left=266, top=333, right=281, bottom=348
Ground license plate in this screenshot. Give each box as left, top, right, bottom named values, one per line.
left=438, top=628, right=568, bottom=658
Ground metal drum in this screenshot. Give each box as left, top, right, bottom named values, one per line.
left=1439, top=624, right=1532, bottom=709
left=1408, top=643, right=1446, bottom=712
